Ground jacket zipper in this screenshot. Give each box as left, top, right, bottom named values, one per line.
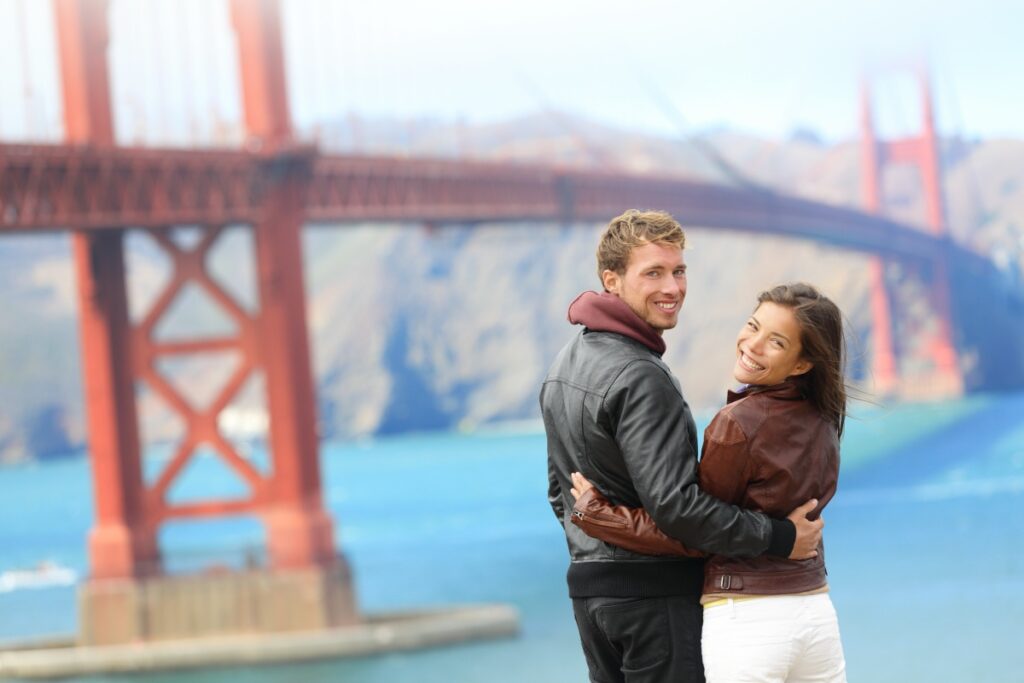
left=574, top=510, right=627, bottom=528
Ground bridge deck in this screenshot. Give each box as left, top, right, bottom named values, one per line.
left=1, top=142, right=953, bottom=264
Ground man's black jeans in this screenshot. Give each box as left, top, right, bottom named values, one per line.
left=572, top=594, right=705, bottom=682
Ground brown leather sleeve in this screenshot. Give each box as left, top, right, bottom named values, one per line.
left=570, top=487, right=704, bottom=558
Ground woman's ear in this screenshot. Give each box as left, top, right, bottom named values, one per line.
left=791, top=359, right=814, bottom=377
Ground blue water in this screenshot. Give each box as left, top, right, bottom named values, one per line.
left=1, top=393, right=1023, bottom=682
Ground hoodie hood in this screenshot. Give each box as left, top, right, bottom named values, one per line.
left=567, top=291, right=667, bottom=356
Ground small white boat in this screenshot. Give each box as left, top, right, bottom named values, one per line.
left=0, top=561, right=78, bottom=593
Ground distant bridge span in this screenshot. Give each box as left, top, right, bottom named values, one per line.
left=0, top=142, right=963, bottom=266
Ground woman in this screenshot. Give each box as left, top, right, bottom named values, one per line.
left=570, top=282, right=848, bottom=683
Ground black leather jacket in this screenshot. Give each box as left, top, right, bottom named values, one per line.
left=543, top=318, right=793, bottom=598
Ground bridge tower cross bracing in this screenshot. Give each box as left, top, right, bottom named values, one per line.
left=57, top=0, right=355, bottom=645
left=859, top=71, right=963, bottom=397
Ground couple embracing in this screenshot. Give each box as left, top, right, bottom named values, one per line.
left=542, top=209, right=848, bottom=682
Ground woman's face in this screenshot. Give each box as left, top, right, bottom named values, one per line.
left=734, top=301, right=813, bottom=386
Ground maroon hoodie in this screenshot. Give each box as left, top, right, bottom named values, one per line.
left=567, top=291, right=666, bottom=356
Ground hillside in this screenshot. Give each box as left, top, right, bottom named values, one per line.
left=2, top=118, right=1023, bottom=461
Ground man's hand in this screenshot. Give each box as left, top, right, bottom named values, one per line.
left=570, top=472, right=595, bottom=501
left=787, top=499, right=823, bottom=560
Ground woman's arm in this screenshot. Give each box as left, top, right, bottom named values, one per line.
left=569, top=474, right=703, bottom=558
left=568, top=412, right=753, bottom=559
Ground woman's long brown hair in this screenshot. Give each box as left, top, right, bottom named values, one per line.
left=758, top=283, right=848, bottom=437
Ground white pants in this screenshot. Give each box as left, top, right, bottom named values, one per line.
left=701, top=593, right=847, bottom=683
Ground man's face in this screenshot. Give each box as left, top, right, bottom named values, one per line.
left=602, top=242, right=687, bottom=333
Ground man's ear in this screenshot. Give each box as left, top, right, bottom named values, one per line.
left=601, top=269, right=621, bottom=294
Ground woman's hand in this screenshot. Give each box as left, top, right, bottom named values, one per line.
left=570, top=472, right=595, bottom=501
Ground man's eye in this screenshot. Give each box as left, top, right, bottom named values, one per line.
left=674, top=269, right=686, bottom=277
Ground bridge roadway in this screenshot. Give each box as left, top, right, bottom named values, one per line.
left=0, top=141, right=984, bottom=270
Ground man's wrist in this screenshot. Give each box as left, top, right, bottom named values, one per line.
left=766, top=518, right=796, bottom=557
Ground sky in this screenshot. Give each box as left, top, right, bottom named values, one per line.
left=0, top=0, right=1021, bottom=146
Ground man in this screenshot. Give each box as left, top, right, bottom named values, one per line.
left=542, top=209, right=823, bottom=682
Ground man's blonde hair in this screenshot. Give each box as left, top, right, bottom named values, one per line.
left=596, top=209, right=686, bottom=283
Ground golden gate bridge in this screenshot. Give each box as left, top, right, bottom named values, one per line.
left=0, top=0, right=1019, bottom=671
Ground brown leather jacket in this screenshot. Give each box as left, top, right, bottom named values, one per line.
left=571, top=380, right=839, bottom=597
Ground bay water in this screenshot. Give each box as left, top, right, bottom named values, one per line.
left=1, top=392, right=1023, bottom=682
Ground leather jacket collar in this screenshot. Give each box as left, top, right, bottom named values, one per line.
left=727, top=379, right=805, bottom=405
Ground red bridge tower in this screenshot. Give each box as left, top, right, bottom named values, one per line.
left=860, top=71, right=963, bottom=397
left=57, top=0, right=355, bottom=644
